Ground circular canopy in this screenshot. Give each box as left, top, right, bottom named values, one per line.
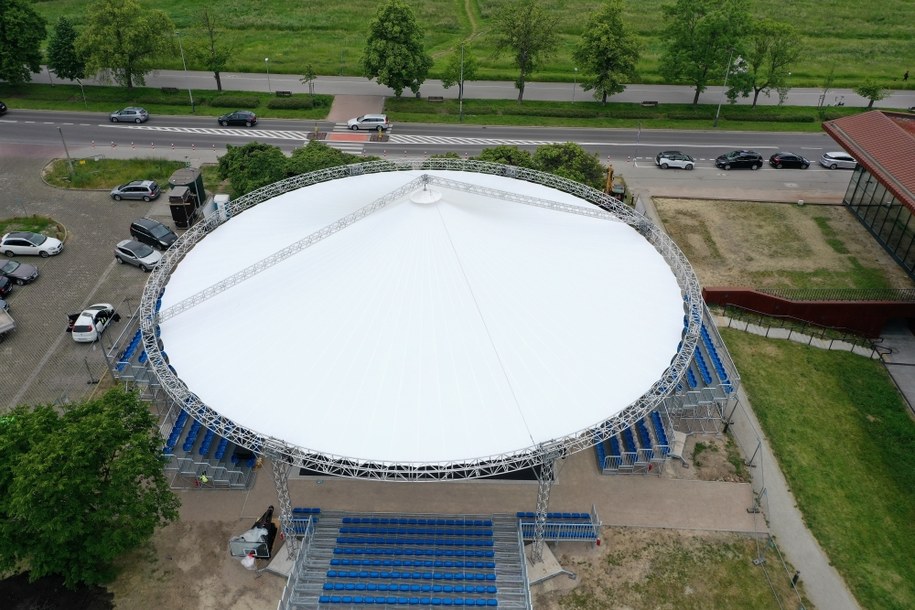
left=156, top=168, right=685, bottom=467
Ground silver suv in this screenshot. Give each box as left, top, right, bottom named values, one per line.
left=347, top=114, right=392, bottom=131
left=110, top=107, right=149, bottom=123
left=110, top=180, right=161, bottom=202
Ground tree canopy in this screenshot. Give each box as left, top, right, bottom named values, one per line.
left=475, top=145, right=536, bottom=168
left=573, top=0, right=640, bottom=104
left=362, top=0, right=433, bottom=98
left=854, top=79, right=889, bottom=109
left=726, top=19, right=802, bottom=107
left=659, top=0, right=751, bottom=105
left=440, top=43, right=478, bottom=102
left=0, top=0, right=46, bottom=85
left=47, top=16, right=86, bottom=82
left=190, top=8, right=230, bottom=92
left=0, top=388, right=179, bottom=586
left=286, top=139, right=368, bottom=176
left=217, top=142, right=288, bottom=196
left=474, top=143, right=605, bottom=190
left=76, top=0, right=174, bottom=89
left=492, top=0, right=558, bottom=103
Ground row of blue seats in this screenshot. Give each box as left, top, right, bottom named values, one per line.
left=324, top=583, right=496, bottom=594
left=337, top=537, right=494, bottom=548
left=214, top=424, right=233, bottom=461
left=340, top=527, right=492, bottom=537
left=334, top=548, right=494, bottom=559
left=116, top=329, right=143, bottom=372
left=515, top=512, right=591, bottom=520
left=327, top=571, right=496, bottom=582
left=182, top=418, right=203, bottom=453
left=318, top=595, right=497, bottom=607
left=650, top=412, right=670, bottom=452
left=343, top=517, right=492, bottom=527
left=163, top=410, right=189, bottom=454
left=701, top=325, right=733, bottom=392
left=292, top=507, right=322, bottom=515
left=332, top=559, right=495, bottom=570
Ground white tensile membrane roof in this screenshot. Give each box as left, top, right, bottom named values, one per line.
left=159, top=170, right=684, bottom=465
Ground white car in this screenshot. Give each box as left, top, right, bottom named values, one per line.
left=69, top=303, right=117, bottom=343
left=655, top=151, right=695, bottom=170
left=115, top=239, right=162, bottom=272
left=819, top=151, right=857, bottom=170
left=1, top=231, right=63, bottom=257
left=346, top=114, right=392, bottom=131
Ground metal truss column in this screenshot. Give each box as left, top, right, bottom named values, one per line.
left=531, top=449, right=561, bottom=563
left=271, top=456, right=298, bottom=559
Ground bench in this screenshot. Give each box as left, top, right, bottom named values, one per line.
left=161, top=87, right=179, bottom=94
left=275, top=90, right=292, bottom=97
left=640, top=100, right=659, bottom=107
left=427, top=96, right=444, bottom=102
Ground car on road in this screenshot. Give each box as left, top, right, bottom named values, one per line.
left=769, top=152, right=810, bottom=169
left=110, top=180, right=161, bottom=202
left=1, top=231, right=64, bottom=257
left=347, top=114, right=392, bottom=131
left=0, top=101, right=7, bottom=115
left=218, top=110, right=257, bottom=127
left=68, top=303, right=117, bottom=343
left=130, top=217, right=177, bottom=250
left=115, top=239, right=162, bottom=271
left=0, top=258, right=39, bottom=285
left=0, top=276, right=12, bottom=298
left=109, top=107, right=149, bottom=123
left=715, top=150, right=763, bottom=170
left=655, top=151, right=695, bottom=170
left=819, top=151, right=857, bottom=170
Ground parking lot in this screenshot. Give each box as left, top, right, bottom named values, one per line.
left=0, top=155, right=177, bottom=409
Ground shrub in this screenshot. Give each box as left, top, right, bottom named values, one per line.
left=266, top=95, right=332, bottom=110
left=208, top=95, right=261, bottom=108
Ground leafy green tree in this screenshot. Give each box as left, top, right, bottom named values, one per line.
left=218, top=142, right=288, bottom=195
left=440, top=43, right=478, bottom=102
left=659, top=0, right=750, bottom=105
left=47, top=16, right=86, bottom=82
left=286, top=139, right=367, bottom=175
left=533, top=142, right=605, bottom=190
left=362, top=0, right=433, bottom=98
left=0, top=388, right=179, bottom=586
left=475, top=145, right=536, bottom=168
left=76, top=0, right=174, bottom=89
left=191, top=8, right=230, bottom=91
left=493, top=0, right=558, bottom=103
left=573, top=0, right=640, bottom=104
left=726, top=19, right=801, bottom=107
left=300, top=63, right=317, bottom=98
left=0, top=0, right=46, bottom=84
left=854, top=79, right=889, bottom=109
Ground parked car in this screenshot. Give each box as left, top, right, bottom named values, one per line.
left=109, top=107, right=149, bottom=123
left=655, top=151, right=695, bottom=170
left=715, top=150, right=763, bottom=170
left=0, top=276, right=12, bottom=298
left=110, top=180, right=161, bottom=202
left=0, top=101, right=7, bottom=115
left=68, top=303, right=118, bottom=343
left=819, top=151, right=857, bottom=170
left=130, top=217, right=177, bottom=250
left=115, top=239, right=162, bottom=271
left=1, top=231, right=63, bottom=257
left=0, top=258, right=39, bottom=285
left=0, top=297, right=8, bottom=312
left=218, top=110, right=257, bottom=127
left=769, top=152, right=810, bottom=169
left=347, top=114, right=392, bottom=131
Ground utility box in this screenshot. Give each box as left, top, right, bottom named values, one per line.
left=168, top=186, right=195, bottom=228
left=168, top=167, right=205, bottom=226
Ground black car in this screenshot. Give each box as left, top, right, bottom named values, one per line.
left=715, top=150, right=763, bottom=170
left=0, top=258, right=39, bottom=285
left=218, top=110, right=257, bottom=127
left=0, top=101, right=7, bottom=115
left=769, top=152, right=810, bottom=169
left=130, top=217, right=177, bottom=250
left=0, top=275, right=12, bottom=298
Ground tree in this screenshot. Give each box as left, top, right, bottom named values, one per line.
left=76, top=0, right=174, bottom=89
left=492, top=0, right=558, bottom=103
left=440, top=43, right=478, bottom=102
left=300, top=64, right=317, bottom=98
left=0, top=0, right=46, bottom=85
left=0, top=389, right=179, bottom=586
left=659, top=0, right=750, bottom=105
left=573, top=0, right=640, bottom=104
left=217, top=142, right=288, bottom=196
left=854, top=79, right=889, bottom=109
left=362, top=0, right=432, bottom=98
left=191, top=8, right=230, bottom=91
left=474, top=145, right=536, bottom=168
left=533, top=142, right=605, bottom=190
left=286, top=139, right=368, bottom=176
left=47, top=16, right=86, bottom=83
left=726, top=19, right=801, bottom=107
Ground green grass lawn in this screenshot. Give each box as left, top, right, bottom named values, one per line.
left=44, top=158, right=225, bottom=195
left=722, top=328, right=915, bottom=610
left=31, top=0, right=915, bottom=88
left=0, top=217, right=64, bottom=241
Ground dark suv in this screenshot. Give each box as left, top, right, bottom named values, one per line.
left=130, top=218, right=177, bottom=250
left=715, top=150, right=763, bottom=170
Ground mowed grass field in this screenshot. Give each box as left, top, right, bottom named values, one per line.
left=33, top=0, right=915, bottom=87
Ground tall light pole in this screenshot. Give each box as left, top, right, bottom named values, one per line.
left=265, top=57, right=271, bottom=92
left=175, top=32, right=195, bottom=112
left=713, top=48, right=735, bottom=128
left=572, top=67, right=578, bottom=103
left=459, top=43, right=464, bottom=123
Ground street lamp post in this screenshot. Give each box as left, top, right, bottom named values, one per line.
left=175, top=32, right=195, bottom=112
left=713, top=48, right=735, bottom=128
left=572, top=67, right=578, bottom=103
left=459, top=43, right=465, bottom=123
left=265, top=57, right=271, bottom=92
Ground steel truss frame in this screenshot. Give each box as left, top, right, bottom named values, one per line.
left=138, top=158, right=704, bottom=481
